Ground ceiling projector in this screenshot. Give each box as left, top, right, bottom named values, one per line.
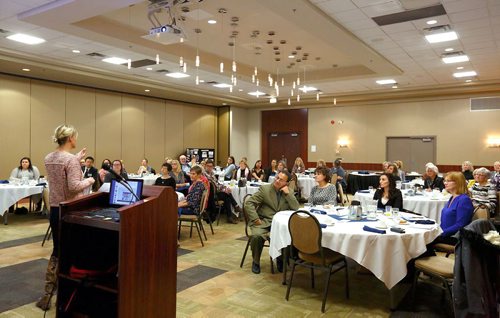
left=142, top=24, right=185, bottom=45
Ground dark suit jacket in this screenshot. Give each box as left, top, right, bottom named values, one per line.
left=82, top=166, right=99, bottom=191
left=424, top=176, right=445, bottom=191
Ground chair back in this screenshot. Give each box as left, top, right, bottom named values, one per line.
left=288, top=172, right=298, bottom=194
left=288, top=211, right=322, bottom=255
left=199, top=190, right=209, bottom=214
left=473, top=206, right=489, bottom=221
left=336, top=182, right=346, bottom=206
left=330, top=173, right=338, bottom=184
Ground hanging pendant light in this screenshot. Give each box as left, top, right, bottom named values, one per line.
left=287, top=98, right=291, bottom=106
left=293, top=81, right=296, bottom=89
left=252, top=74, right=255, bottom=83
left=127, top=59, right=131, bottom=70
left=195, top=55, right=200, bottom=67
left=220, top=62, right=224, bottom=73
left=291, top=89, right=294, bottom=96
left=334, top=97, right=337, bottom=105
left=297, top=94, right=300, bottom=102
left=183, top=62, right=187, bottom=73
left=232, top=61, right=237, bottom=72
left=179, top=56, right=183, bottom=67
left=316, top=93, right=320, bottom=101
left=156, top=54, right=160, bottom=64
left=281, top=77, right=285, bottom=86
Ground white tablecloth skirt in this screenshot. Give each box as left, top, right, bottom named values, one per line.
left=0, top=185, right=44, bottom=216
left=268, top=176, right=317, bottom=199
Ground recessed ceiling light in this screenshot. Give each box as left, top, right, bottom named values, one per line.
left=453, top=71, right=477, bottom=78
left=144, top=89, right=150, bottom=92
left=392, top=85, right=398, bottom=89
left=442, top=54, right=469, bottom=64
left=72, top=49, right=80, bottom=53
left=166, top=72, right=190, bottom=78
left=238, top=89, right=243, bottom=92
left=426, top=20, right=438, bottom=25
left=425, top=31, right=458, bottom=43
left=213, top=83, right=232, bottom=88
left=102, top=57, right=128, bottom=65
left=288, top=55, right=295, bottom=59
left=248, top=90, right=266, bottom=96
left=7, top=33, right=45, bottom=45
left=22, top=68, right=30, bottom=72
left=208, top=19, right=217, bottom=24
left=444, top=48, right=453, bottom=52
left=456, top=66, right=464, bottom=70
left=269, top=97, right=277, bottom=104
left=298, top=86, right=318, bottom=93
left=376, top=79, right=396, bottom=85
left=465, top=79, right=472, bottom=83
left=146, top=67, right=153, bottom=71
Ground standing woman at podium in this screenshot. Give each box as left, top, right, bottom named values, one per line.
left=37, top=125, right=95, bottom=311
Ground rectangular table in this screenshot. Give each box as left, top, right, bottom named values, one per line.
left=1, top=184, right=44, bottom=225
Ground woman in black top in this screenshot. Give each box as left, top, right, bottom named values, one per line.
left=424, top=164, right=445, bottom=191
left=373, top=173, right=403, bottom=210
left=104, top=159, right=128, bottom=183
left=155, top=162, right=176, bottom=188
left=251, top=160, right=265, bottom=181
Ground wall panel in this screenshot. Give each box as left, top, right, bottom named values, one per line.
left=0, top=76, right=31, bottom=177
left=95, top=92, right=122, bottom=163
left=144, top=99, right=166, bottom=171
left=30, top=81, right=66, bottom=175
left=121, top=96, right=145, bottom=171
left=164, top=102, right=184, bottom=158
left=183, top=105, right=216, bottom=149
left=66, top=87, right=96, bottom=158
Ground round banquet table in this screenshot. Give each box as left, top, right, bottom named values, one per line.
left=1, top=184, right=44, bottom=224
left=354, top=190, right=449, bottom=222
left=226, top=182, right=267, bottom=207
left=129, top=174, right=158, bottom=186
left=347, top=172, right=380, bottom=194
left=269, top=209, right=442, bottom=289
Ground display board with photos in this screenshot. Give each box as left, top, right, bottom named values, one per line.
left=185, top=148, right=215, bottom=162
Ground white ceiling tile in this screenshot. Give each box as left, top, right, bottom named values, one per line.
left=449, top=7, right=489, bottom=23
left=312, top=0, right=357, bottom=13
left=332, top=9, right=368, bottom=22
left=443, top=0, right=487, bottom=14
left=340, top=18, right=378, bottom=30
left=462, top=40, right=496, bottom=50
left=359, top=1, right=403, bottom=18
left=351, top=0, right=395, bottom=8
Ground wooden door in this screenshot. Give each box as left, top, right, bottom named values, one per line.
left=268, top=132, right=301, bottom=170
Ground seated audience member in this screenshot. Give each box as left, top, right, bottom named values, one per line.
left=82, top=156, right=99, bottom=192
left=382, top=161, right=390, bottom=171
left=308, top=167, right=337, bottom=206
left=171, top=159, right=189, bottom=195
left=330, top=158, right=347, bottom=191
left=373, top=173, right=403, bottom=211
left=98, top=159, right=111, bottom=183
left=244, top=171, right=300, bottom=274
left=204, top=160, right=241, bottom=224
left=469, top=167, right=497, bottom=217
left=103, top=160, right=128, bottom=183
left=491, top=161, right=500, bottom=191
left=154, top=162, right=176, bottom=188
left=424, top=163, right=444, bottom=191
left=316, top=159, right=329, bottom=172
left=178, top=166, right=206, bottom=215
left=11, top=157, right=43, bottom=210
left=137, top=158, right=155, bottom=175
left=467, top=169, right=478, bottom=189
left=276, top=160, right=287, bottom=173
left=179, top=155, right=191, bottom=174
left=394, top=160, right=406, bottom=182
left=430, top=172, right=474, bottom=247
left=251, top=160, right=265, bottom=181
left=222, top=156, right=236, bottom=181
left=291, top=157, right=306, bottom=174
left=233, top=159, right=251, bottom=180
left=264, top=159, right=277, bottom=182
left=385, top=162, right=401, bottom=181
left=461, top=161, right=474, bottom=181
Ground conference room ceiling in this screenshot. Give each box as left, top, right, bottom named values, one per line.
left=0, top=0, right=499, bottom=107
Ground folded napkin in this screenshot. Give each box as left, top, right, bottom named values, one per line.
left=415, top=219, right=435, bottom=225
left=249, top=183, right=261, bottom=187
left=310, top=209, right=327, bottom=215
left=363, top=225, right=386, bottom=234
left=357, top=171, right=369, bottom=174
left=329, top=214, right=344, bottom=221
left=0, top=180, right=9, bottom=184
left=358, top=190, right=370, bottom=193
left=319, top=223, right=328, bottom=228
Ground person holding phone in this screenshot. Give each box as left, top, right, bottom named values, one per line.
left=244, top=171, right=300, bottom=274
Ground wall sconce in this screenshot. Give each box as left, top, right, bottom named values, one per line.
left=487, top=137, right=500, bottom=148
left=337, top=139, right=349, bottom=148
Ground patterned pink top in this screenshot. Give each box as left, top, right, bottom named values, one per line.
left=44, top=150, right=94, bottom=207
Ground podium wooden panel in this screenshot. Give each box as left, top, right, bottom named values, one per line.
left=56, top=185, right=177, bottom=317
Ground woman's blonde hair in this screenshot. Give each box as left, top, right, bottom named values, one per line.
left=53, top=124, right=77, bottom=146
left=445, top=171, right=469, bottom=195
left=171, top=159, right=181, bottom=174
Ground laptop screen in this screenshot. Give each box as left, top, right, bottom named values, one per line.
left=109, top=179, right=143, bottom=206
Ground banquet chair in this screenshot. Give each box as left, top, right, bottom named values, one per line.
left=208, top=181, right=225, bottom=226
left=178, top=190, right=209, bottom=247
left=411, top=255, right=454, bottom=310
left=336, top=182, right=347, bottom=206
left=285, top=210, right=349, bottom=313
left=240, top=194, right=274, bottom=273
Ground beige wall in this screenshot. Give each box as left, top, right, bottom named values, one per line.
left=307, top=99, right=499, bottom=166
left=0, top=74, right=217, bottom=177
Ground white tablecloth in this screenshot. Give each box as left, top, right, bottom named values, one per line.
left=270, top=209, right=442, bottom=289
left=226, top=182, right=267, bottom=206
left=268, top=175, right=317, bottom=199
left=0, top=184, right=44, bottom=216
left=354, top=190, right=449, bottom=222
left=129, top=174, right=159, bottom=186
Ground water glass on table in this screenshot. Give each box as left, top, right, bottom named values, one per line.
left=384, top=205, right=392, bottom=217
left=368, top=186, right=374, bottom=193
left=392, top=208, right=400, bottom=221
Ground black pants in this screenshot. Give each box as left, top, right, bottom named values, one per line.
left=217, top=191, right=237, bottom=218
left=49, top=206, right=59, bottom=257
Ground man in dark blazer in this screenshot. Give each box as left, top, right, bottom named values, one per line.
left=82, top=156, right=99, bottom=192
left=244, top=170, right=300, bottom=274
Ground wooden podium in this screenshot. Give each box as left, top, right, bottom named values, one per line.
left=56, top=185, right=177, bottom=317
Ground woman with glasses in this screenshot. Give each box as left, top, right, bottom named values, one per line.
left=469, top=167, right=497, bottom=217
left=103, top=160, right=128, bottom=183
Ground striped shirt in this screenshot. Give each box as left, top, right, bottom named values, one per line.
left=469, top=182, right=497, bottom=216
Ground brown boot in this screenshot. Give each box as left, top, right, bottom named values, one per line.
left=36, top=256, right=58, bottom=310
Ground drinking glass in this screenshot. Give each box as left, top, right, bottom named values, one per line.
left=385, top=205, right=392, bottom=217
left=392, top=208, right=399, bottom=221
left=368, top=186, right=374, bottom=193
